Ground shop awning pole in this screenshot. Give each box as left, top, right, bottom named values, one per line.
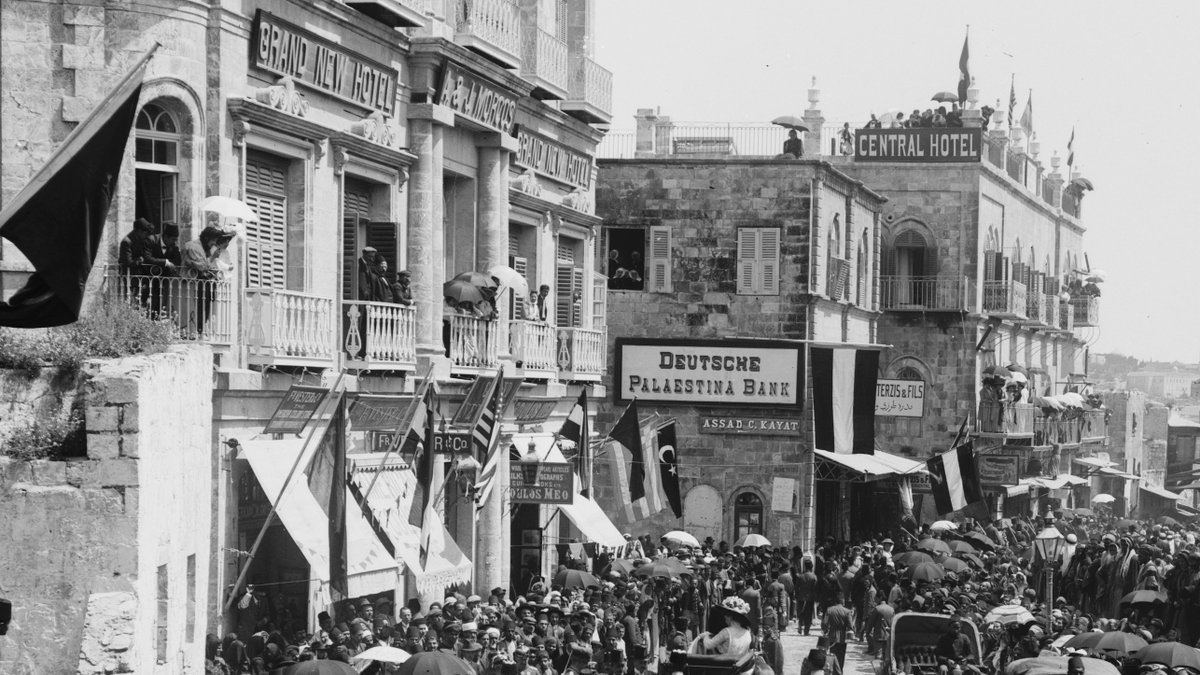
left=361, top=363, right=435, bottom=503
left=223, top=372, right=346, bottom=614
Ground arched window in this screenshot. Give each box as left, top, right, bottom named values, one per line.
left=733, top=492, right=763, bottom=541
left=856, top=229, right=870, bottom=306
left=826, top=213, right=847, bottom=298
left=135, top=102, right=182, bottom=228
left=896, top=366, right=923, bottom=380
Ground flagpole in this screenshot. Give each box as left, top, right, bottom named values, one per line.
left=223, top=371, right=346, bottom=614
left=361, top=363, right=435, bottom=503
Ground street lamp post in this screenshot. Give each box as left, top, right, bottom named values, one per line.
left=1033, top=515, right=1064, bottom=628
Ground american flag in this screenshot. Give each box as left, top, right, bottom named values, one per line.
left=1008, top=76, right=1017, bottom=129
left=473, top=371, right=504, bottom=509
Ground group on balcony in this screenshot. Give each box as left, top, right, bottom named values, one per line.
left=978, top=362, right=1109, bottom=441
left=357, top=247, right=412, bottom=307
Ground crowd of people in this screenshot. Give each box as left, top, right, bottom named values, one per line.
left=830, top=102, right=1000, bottom=156
left=204, top=509, right=1200, bottom=675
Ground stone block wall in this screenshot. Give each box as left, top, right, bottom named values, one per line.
left=0, top=346, right=213, bottom=675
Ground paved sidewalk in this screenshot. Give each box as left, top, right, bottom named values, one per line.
left=778, top=621, right=878, bottom=675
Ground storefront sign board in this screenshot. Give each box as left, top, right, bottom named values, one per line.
left=614, top=338, right=803, bottom=408
left=854, top=128, right=982, bottom=162
left=437, top=63, right=518, bottom=135
left=875, top=379, right=925, bottom=417
left=509, top=462, right=574, bottom=504
left=263, top=385, right=327, bottom=434
left=699, top=415, right=801, bottom=436
left=514, top=125, right=592, bottom=189
left=978, top=454, right=1021, bottom=486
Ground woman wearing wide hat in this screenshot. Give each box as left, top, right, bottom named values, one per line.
left=697, top=596, right=753, bottom=659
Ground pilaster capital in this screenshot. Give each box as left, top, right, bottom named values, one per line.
left=477, top=132, right=520, bottom=153
left=408, top=103, right=456, bottom=127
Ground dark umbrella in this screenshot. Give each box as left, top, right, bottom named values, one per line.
left=963, top=532, right=997, bottom=551
left=916, top=538, right=952, bottom=556
left=955, top=552, right=985, bottom=568
left=948, top=540, right=977, bottom=554
left=1006, top=364, right=1029, bottom=377
left=1063, top=632, right=1106, bottom=651
left=451, top=271, right=498, bottom=289
left=940, top=557, right=970, bottom=573
left=633, top=560, right=680, bottom=579
left=397, top=651, right=476, bottom=675
left=1120, top=589, right=1168, bottom=609
left=554, top=569, right=600, bottom=590
left=1135, top=642, right=1200, bottom=670
left=983, top=364, right=1013, bottom=380
left=1070, top=177, right=1095, bottom=191
left=604, top=559, right=638, bottom=577
left=1007, top=656, right=1119, bottom=675
left=932, top=91, right=960, bottom=103
left=285, top=661, right=360, bottom=675
left=443, top=279, right=485, bottom=304
left=1092, top=631, right=1149, bottom=655
left=893, top=551, right=935, bottom=567
left=904, top=562, right=945, bottom=582
left=1157, top=515, right=1182, bottom=527
left=1073, top=507, right=1095, bottom=517
left=771, top=115, right=810, bottom=132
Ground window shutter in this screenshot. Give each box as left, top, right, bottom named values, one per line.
left=760, top=228, right=780, bottom=294
left=342, top=215, right=360, bottom=300
left=556, top=263, right=574, bottom=326
left=510, top=255, right=528, bottom=320
left=983, top=250, right=997, bottom=281
left=648, top=226, right=672, bottom=293
left=509, top=234, right=520, bottom=257
left=571, top=267, right=585, bottom=327
left=244, top=191, right=287, bottom=289
left=591, top=269, right=607, bottom=330
left=736, top=228, right=758, bottom=295
left=366, top=222, right=398, bottom=276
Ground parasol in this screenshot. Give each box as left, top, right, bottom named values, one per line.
left=1119, top=589, right=1167, bottom=608
left=940, top=556, right=970, bottom=573
left=554, top=569, right=600, bottom=589
left=1070, top=177, right=1096, bottom=191
left=352, top=646, right=413, bottom=664
left=984, top=604, right=1036, bottom=626
left=1059, top=392, right=1087, bottom=408
left=963, top=532, right=997, bottom=551
left=1157, top=515, right=1182, bottom=527
left=451, top=271, right=499, bottom=289
left=443, top=279, right=486, bottom=304
left=397, top=650, right=477, bottom=675
left=916, top=538, right=952, bottom=556
left=1006, top=656, right=1120, bottom=675
left=604, top=558, right=639, bottom=577
left=1091, top=493, right=1116, bottom=504
left=735, top=533, right=772, bottom=548
left=663, top=531, right=701, bottom=548
left=633, top=560, right=681, bottom=579
left=1073, top=507, right=1095, bottom=517
left=1092, top=631, right=1149, bottom=655
left=1135, top=642, right=1200, bottom=670
left=1115, top=518, right=1139, bottom=530
left=948, top=540, right=977, bottom=554
left=199, top=195, right=259, bottom=222
left=893, top=551, right=935, bottom=567
left=930, top=520, right=959, bottom=533
left=1007, top=364, right=1030, bottom=377
left=771, top=115, right=809, bottom=132
left=955, top=552, right=985, bottom=569
left=932, top=91, right=960, bottom=103
left=487, top=264, right=529, bottom=299
left=904, top=562, right=945, bottom=582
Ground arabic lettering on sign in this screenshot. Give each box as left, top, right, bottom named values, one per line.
left=875, top=379, right=925, bottom=418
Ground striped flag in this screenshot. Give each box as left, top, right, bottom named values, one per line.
left=957, top=30, right=970, bottom=103
left=607, top=415, right=668, bottom=523
left=405, top=386, right=437, bottom=529
left=1067, top=127, right=1076, bottom=167
left=1019, top=92, right=1034, bottom=135
left=1008, top=75, right=1017, bottom=129
left=473, top=372, right=504, bottom=509
left=400, top=384, right=434, bottom=459
left=926, top=442, right=986, bottom=515
left=558, top=390, right=590, bottom=495
left=609, top=400, right=645, bottom=500
left=305, top=394, right=347, bottom=595
left=811, top=347, right=880, bottom=454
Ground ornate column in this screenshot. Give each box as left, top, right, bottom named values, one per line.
left=476, top=132, right=517, bottom=271
left=407, top=104, right=456, bottom=369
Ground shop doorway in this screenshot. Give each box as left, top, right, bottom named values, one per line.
left=733, top=492, right=763, bottom=543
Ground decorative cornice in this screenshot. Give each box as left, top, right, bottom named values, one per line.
left=228, top=97, right=333, bottom=159
left=329, top=130, right=418, bottom=176
left=348, top=110, right=399, bottom=148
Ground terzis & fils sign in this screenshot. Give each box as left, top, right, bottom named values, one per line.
left=614, top=338, right=803, bottom=408
left=854, top=128, right=982, bottom=162
left=252, top=11, right=399, bottom=115
left=875, top=379, right=925, bottom=417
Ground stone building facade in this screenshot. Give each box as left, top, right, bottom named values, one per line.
left=2, top=0, right=616, bottom=650
left=594, top=157, right=889, bottom=550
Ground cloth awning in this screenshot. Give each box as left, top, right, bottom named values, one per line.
left=542, top=443, right=626, bottom=547
left=348, top=459, right=473, bottom=597
left=1098, top=466, right=1139, bottom=480
left=1140, top=484, right=1184, bottom=501
left=1007, top=483, right=1031, bottom=497
left=1074, top=457, right=1116, bottom=469
left=814, top=449, right=927, bottom=480
left=240, top=439, right=398, bottom=597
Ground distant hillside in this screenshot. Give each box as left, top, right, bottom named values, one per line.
left=1089, top=352, right=1143, bottom=388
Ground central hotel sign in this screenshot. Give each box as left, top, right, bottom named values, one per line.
left=614, top=338, right=804, bottom=408
left=854, top=128, right=982, bottom=162
left=252, top=11, right=399, bottom=115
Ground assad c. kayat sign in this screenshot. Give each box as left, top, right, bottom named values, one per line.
left=854, top=127, right=982, bottom=162
left=514, top=126, right=592, bottom=189
left=252, top=11, right=399, bottom=115
left=437, top=64, right=518, bottom=135
left=614, top=338, right=804, bottom=408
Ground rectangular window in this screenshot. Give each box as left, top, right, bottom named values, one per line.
left=185, top=554, right=196, bottom=643
left=245, top=153, right=289, bottom=289
left=737, top=227, right=780, bottom=295
left=556, top=262, right=584, bottom=327
left=591, top=270, right=607, bottom=330
left=155, top=563, right=169, bottom=663
left=648, top=226, right=672, bottom=293
left=605, top=228, right=646, bottom=291
left=342, top=183, right=371, bottom=300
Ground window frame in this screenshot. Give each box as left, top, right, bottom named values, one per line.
left=736, top=226, right=781, bottom=296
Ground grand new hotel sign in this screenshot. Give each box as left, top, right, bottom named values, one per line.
left=252, top=11, right=400, bottom=115
left=515, top=125, right=592, bottom=189
left=854, top=127, right=982, bottom=162
left=614, top=338, right=804, bottom=409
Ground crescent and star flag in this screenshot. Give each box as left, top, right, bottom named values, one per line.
left=811, top=347, right=880, bottom=454
left=473, top=369, right=506, bottom=510
left=0, top=46, right=157, bottom=328
left=1067, top=127, right=1076, bottom=167
left=609, top=400, right=645, bottom=501
left=926, top=442, right=987, bottom=516
left=306, top=393, right=348, bottom=596
left=957, top=31, right=971, bottom=104
left=656, top=422, right=683, bottom=518
left=1020, top=91, right=1034, bottom=135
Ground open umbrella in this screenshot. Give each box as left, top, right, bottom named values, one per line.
left=487, top=264, right=529, bottom=299
left=199, top=195, right=259, bottom=222
left=604, top=558, right=639, bottom=577
left=904, top=562, right=945, bottom=582
left=948, top=540, right=977, bottom=554
left=397, top=650, right=476, bottom=675
left=1158, top=515, right=1182, bottom=527
left=554, top=569, right=600, bottom=589
left=452, top=271, right=499, bottom=289
left=735, top=533, right=772, bottom=548
left=930, top=520, right=959, bottom=533
left=443, top=279, right=485, bottom=304
left=940, top=557, right=970, bottom=573
left=1059, top=392, right=1087, bottom=408
left=771, top=115, right=809, bottom=132
left=1135, top=642, right=1200, bottom=670
left=1085, top=270, right=1107, bottom=283
left=1073, top=507, right=1095, bottom=517
left=353, top=646, right=413, bottom=664
left=633, top=560, right=681, bottom=579
left=663, top=531, right=701, bottom=548
left=285, top=661, right=360, bottom=675
left=1006, top=363, right=1029, bottom=377
left=955, top=552, right=985, bottom=569
left=1063, top=632, right=1106, bottom=651
left=1007, top=656, right=1120, bottom=675
left=932, top=91, right=960, bottom=103
left=1070, top=177, right=1096, bottom=191
left=916, top=538, right=952, bottom=556
left=893, top=551, right=935, bottom=567
left=985, top=604, right=1036, bottom=626
left=1092, top=631, right=1149, bottom=655
left=1115, top=518, right=1139, bottom=530
left=1120, top=589, right=1168, bottom=609
left=963, top=532, right=997, bottom=551
left=1091, top=493, right=1116, bottom=504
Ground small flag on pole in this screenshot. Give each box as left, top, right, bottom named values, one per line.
left=1020, top=91, right=1034, bottom=135
left=1067, top=127, right=1076, bottom=167
left=473, top=370, right=505, bottom=509
left=306, top=394, right=348, bottom=596
left=957, top=30, right=971, bottom=104
left=558, top=390, right=591, bottom=495
left=926, top=442, right=986, bottom=515
left=657, top=421, right=682, bottom=518
left=609, top=400, right=645, bottom=500
left=1008, top=76, right=1017, bottom=129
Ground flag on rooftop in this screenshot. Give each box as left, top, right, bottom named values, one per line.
left=1067, top=127, right=1076, bottom=167
left=1020, top=91, right=1034, bottom=135
left=957, top=30, right=971, bottom=104
left=1008, top=75, right=1017, bottom=129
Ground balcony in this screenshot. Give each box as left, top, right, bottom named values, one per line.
left=561, top=55, right=612, bottom=124
left=1072, top=295, right=1100, bottom=327
left=342, top=301, right=417, bottom=371
left=509, top=319, right=557, bottom=377
left=879, top=275, right=974, bottom=312
left=1024, top=290, right=1046, bottom=326
left=1034, top=414, right=1082, bottom=446
left=245, top=288, right=337, bottom=368
left=103, top=267, right=234, bottom=344
left=977, top=401, right=1036, bottom=438
left=1059, top=299, right=1074, bottom=332
left=556, top=327, right=605, bottom=382
left=520, top=28, right=569, bottom=100
left=447, top=314, right=500, bottom=371
left=452, top=0, right=522, bottom=69
left=345, top=0, right=429, bottom=28
left=1081, top=409, right=1109, bottom=442
left=982, top=280, right=1028, bottom=319
left=1044, top=294, right=1060, bottom=331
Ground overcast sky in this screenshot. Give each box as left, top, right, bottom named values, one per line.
left=594, top=1, right=1200, bottom=364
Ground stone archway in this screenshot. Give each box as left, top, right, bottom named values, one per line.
left=683, top=484, right=723, bottom=543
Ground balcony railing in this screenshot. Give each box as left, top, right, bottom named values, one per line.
left=1081, top=409, right=1109, bottom=442
left=977, top=401, right=1036, bottom=437
left=520, top=27, right=569, bottom=99
left=344, top=0, right=429, bottom=28
left=1034, top=414, right=1082, bottom=446
left=1072, top=295, right=1100, bottom=327
left=562, top=55, right=612, bottom=124
left=1025, top=290, right=1046, bottom=325
left=245, top=288, right=337, bottom=367
left=879, top=275, right=974, bottom=312
left=557, top=327, right=605, bottom=381
left=452, top=0, right=521, bottom=69
left=343, top=301, right=417, bottom=370
left=982, top=279, right=1028, bottom=318
left=447, top=314, right=500, bottom=370
left=104, top=267, right=234, bottom=344
left=1059, top=299, right=1074, bottom=332
left=1044, top=293, right=1060, bottom=330
left=509, top=319, right=557, bottom=373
